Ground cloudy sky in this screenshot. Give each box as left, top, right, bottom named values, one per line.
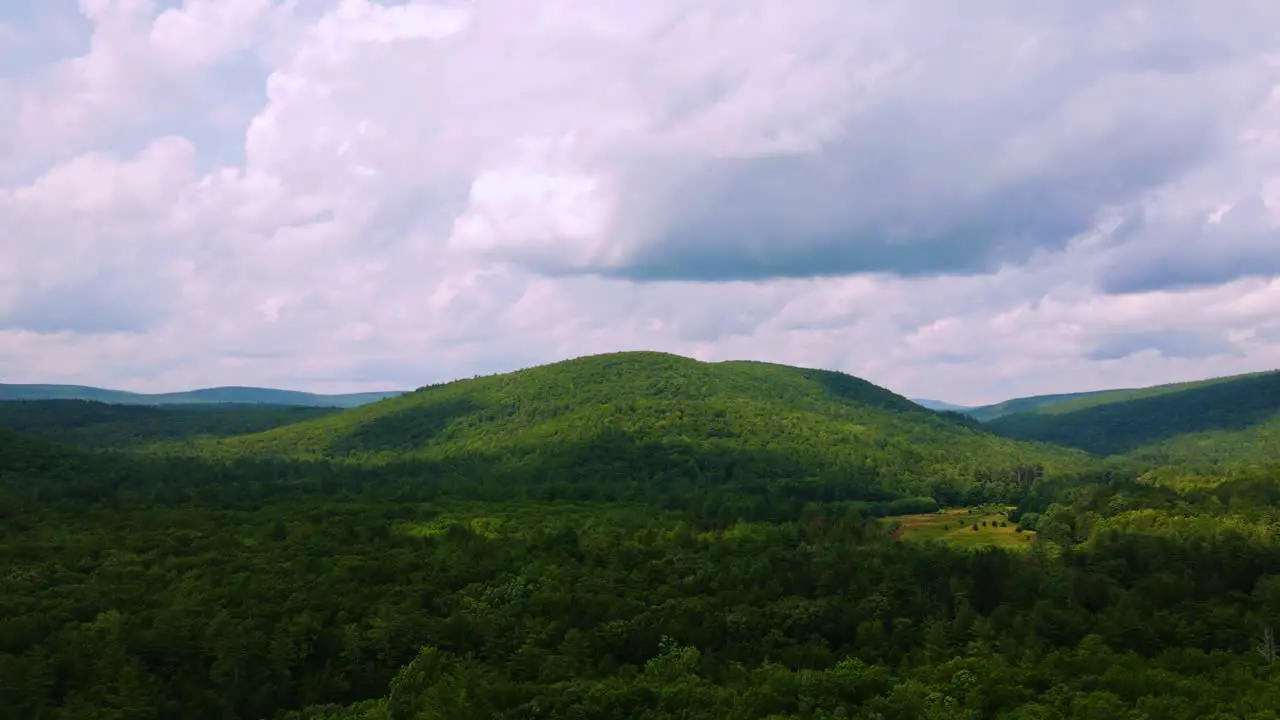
left=1, top=0, right=1279, bottom=405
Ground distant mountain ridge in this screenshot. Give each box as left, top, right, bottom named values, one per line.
left=910, top=371, right=1276, bottom=422
left=0, top=383, right=404, bottom=408
left=910, top=398, right=973, bottom=412
left=0, top=399, right=339, bottom=448
left=963, top=390, right=1121, bottom=422
left=962, top=370, right=1275, bottom=422
left=980, top=370, right=1280, bottom=467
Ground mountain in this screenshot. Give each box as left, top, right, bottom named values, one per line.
left=0, top=400, right=338, bottom=449
left=0, top=383, right=404, bottom=408
left=187, top=351, right=1087, bottom=505
left=7, top=353, right=1279, bottom=719
left=963, top=389, right=1121, bottom=422
left=964, top=371, right=1272, bottom=422
left=983, top=370, right=1280, bottom=464
left=911, top=398, right=972, bottom=412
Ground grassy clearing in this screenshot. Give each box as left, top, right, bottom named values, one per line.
left=886, top=507, right=1036, bottom=550
left=392, top=501, right=681, bottom=540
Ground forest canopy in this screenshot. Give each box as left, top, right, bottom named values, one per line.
left=1, top=352, right=1277, bottom=719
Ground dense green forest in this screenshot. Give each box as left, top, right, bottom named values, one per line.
left=167, top=353, right=1088, bottom=508
left=0, top=401, right=337, bottom=449
left=983, top=371, right=1280, bottom=472
left=961, top=371, right=1269, bottom=422
left=963, top=390, right=1126, bottom=423
left=1, top=352, right=1277, bottom=719
left=0, top=385, right=402, bottom=408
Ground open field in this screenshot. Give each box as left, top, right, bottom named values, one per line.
left=886, top=507, right=1036, bottom=550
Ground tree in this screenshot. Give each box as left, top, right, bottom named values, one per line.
left=1257, top=627, right=1277, bottom=663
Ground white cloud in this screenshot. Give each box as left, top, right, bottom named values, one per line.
left=1, top=0, right=272, bottom=178
left=1, top=0, right=1279, bottom=404
left=148, top=0, right=273, bottom=68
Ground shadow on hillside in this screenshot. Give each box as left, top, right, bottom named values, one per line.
left=802, top=369, right=916, bottom=412
left=6, top=422, right=1037, bottom=517
left=0, top=400, right=338, bottom=448
left=349, top=426, right=906, bottom=513
left=0, top=426, right=922, bottom=521
left=986, top=372, right=1280, bottom=456
left=332, top=397, right=484, bottom=453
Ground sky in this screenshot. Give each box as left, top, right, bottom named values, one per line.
left=1, top=0, right=1279, bottom=406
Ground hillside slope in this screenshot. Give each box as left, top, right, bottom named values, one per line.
left=0, top=383, right=403, bottom=408
left=911, top=398, right=972, bottom=412
left=188, top=352, right=1087, bottom=504
left=0, top=428, right=133, bottom=513
left=0, top=400, right=337, bottom=449
left=966, top=370, right=1272, bottom=422
left=965, top=389, right=1121, bottom=422
left=984, top=370, right=1280, bottom=463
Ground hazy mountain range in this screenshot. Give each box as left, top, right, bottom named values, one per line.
left=0, top=383, right=403, bottom=408
left=5, top=366, right=1271, bottom=422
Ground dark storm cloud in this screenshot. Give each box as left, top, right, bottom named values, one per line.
left=1086, top=330, right=1242, bottom=361
left=567, top=2, right=1280, bottom=284
left=614, top=147, right=1199, bottom=282
left=1098, top=197, right=1280, bottom=294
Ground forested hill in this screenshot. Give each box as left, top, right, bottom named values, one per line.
left=6, top=356, right=1280, bottom=719
left=910, top=398, right=972, bottom=412
left=984, top=370, right=1280, bottom=463
left=180, top=351, right=1087, bottom=504
left=965, top=370, right=1271, bottom=421
left=0, top=427, right=78, bottom=471
left=0, top=383, right=403, bottom=408
left=0, top=400, right=338, bottom=449
left=964, top=389, right=1124, bottom=422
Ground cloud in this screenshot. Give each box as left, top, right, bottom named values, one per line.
left=2, top=274, right=166, bottom=334
left=1, top=0, right=1280, bottom=404
left=0, top=0, right=273, bottom=179
left=1085, top=330, right=1243, bottom=361
left=229, top=0, right=1280, bottom=288
left=0, top=137, right=198, bottom=331
left=1097, top=195, right=1280, bottom=294
left=432, top=0, right=1279, bottom=282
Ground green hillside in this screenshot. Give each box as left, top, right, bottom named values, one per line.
left=966, top=370, right=1271, bottom=422
left=0, top=383, right=404, bottom=408
left=0, top=427, right=137, bottom=512
left=1037, top=371, right=1274, bottom=415
left=5, top=355, right=1280, bottom=719
left=0, top=427, right=82, bottom=473
left=984, top=371, right=1280, bottom=462
left=181, top=351, right=1086, bottom=507
left=910, top=398, right=972, bottom=412
left=1119, top=416, right=1280, bottom=475
left=964, top=389, right=1121, bottom=422
left=0, top=400, right=337, bottom=449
